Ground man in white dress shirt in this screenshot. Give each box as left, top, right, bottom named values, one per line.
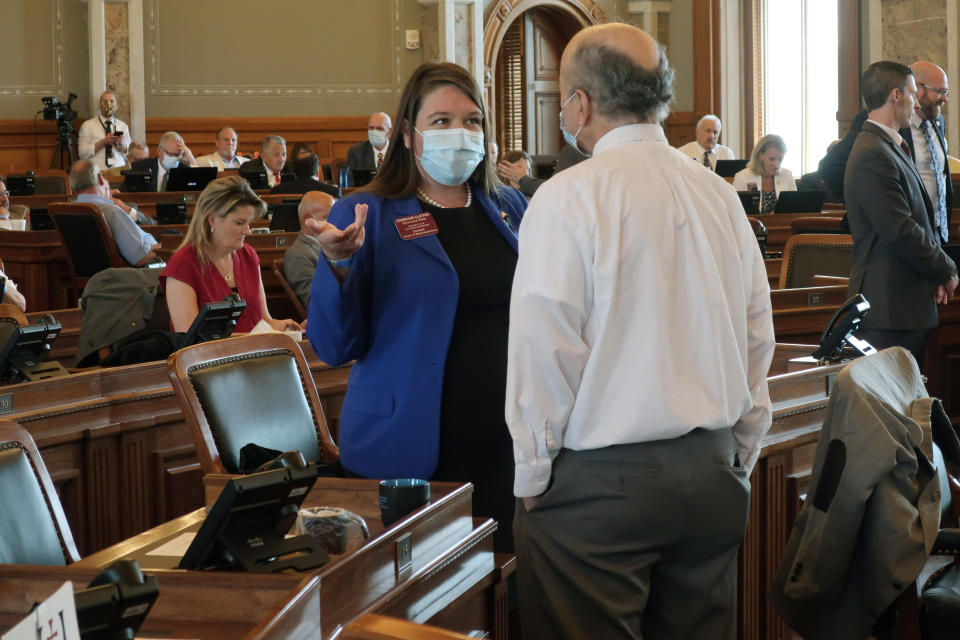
left=676, top=114, right=735, bottom=170
left=506, top=23, right=775, bottom=640
left=905, top=61, right=952, bottom=244
left=77, top=91, right=131, bottom=170
left=195, top=127, right=250, bottom=170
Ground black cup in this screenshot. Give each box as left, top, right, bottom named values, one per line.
left=379, top=478, right=430, bottom=527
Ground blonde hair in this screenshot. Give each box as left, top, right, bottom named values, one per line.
left=746, top=134, right=787, bottom=174
left=180, top=175, right=266, bottom=266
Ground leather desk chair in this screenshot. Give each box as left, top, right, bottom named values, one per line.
left=271, top=257, right=307, bottom=324
left=33, top=169, right=70, bottom=195
left=49, top=202, right=129, bottom=296
left=778, top=233, right=853, bottom=289
left=789, top=215, right=846, bottom=235
left=167, top=333, right=338, bottom=474
left=0, top=420, right=79, bottom=565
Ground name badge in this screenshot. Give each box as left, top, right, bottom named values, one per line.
left=395, top=212, right=439, bottom=240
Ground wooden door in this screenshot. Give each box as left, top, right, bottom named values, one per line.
left=523, top=10, right=564, bottom=155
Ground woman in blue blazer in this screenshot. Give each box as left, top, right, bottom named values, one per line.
left=306, top=63, right=527, bottom=552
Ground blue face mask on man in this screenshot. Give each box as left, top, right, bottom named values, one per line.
left=559, top=92, right=588, bottom=156
left=416, top=127, right=486, bottom=186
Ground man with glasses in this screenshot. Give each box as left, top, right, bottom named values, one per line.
left=128, top=131, right=195, bottom=191
left=904, top=61, right=952, bottom=244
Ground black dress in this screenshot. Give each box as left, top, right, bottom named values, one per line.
left=419, top=197, right=518, bottom=553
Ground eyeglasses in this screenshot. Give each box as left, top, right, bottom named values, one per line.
left=160, top=146, right=184, bottom=158
left=0, top=191, right=9, bottom=197
left=919, top=81, right=950, bottom=97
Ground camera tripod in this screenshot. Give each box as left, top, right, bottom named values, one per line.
left=51, top=118, right=77, bottom=170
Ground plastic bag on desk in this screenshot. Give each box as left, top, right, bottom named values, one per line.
left=295, top=507, right=369, bottom=555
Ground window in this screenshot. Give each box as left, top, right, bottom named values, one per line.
left=760, top=0, right=838, bottom=175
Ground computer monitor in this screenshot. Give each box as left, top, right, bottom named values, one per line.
left=714, top=159, right=748, bottom=177
left=178, top=463, right=330, bottom=572
left=164, top=166, right=218, bottom=192
left=182, top=293, right=246, bottom=345
left=5, top=172, right=35, bottom=196
left=351, top=168, right=376, bottom=188
left=29, top=207, right=54, bottom=230
left=269, top=202, right=300, bottom=232
left=239, top=163, right=269, bottom=190
left=0, top=315, right=65, bottom=382
left=121, top=169, right=156, bottom=193
left=774, top=190, right=826, bottom=214
left=156, top=202, right=188, bottom=225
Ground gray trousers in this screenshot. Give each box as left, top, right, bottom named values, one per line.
left=513, top=428, right=750, bottom=640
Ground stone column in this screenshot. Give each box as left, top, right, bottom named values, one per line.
left=88, top=0, right=145, bottom=143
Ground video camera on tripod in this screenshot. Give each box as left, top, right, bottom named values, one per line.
left=39, top=92, right=79, bottom=170
left=41, top=93, right=78, bottom=123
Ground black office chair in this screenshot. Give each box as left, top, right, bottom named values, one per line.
left=0, top=420, right=80, bottom=565
left=49, top=202, right=129, bottom=297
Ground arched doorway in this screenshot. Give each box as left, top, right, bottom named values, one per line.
left=484, top=0, right=606, bottom=156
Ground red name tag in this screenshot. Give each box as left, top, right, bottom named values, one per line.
left=394, top=212, right=439, bottom=240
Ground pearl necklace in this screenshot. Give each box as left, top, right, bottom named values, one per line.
left=417, top=184, right=471, bottom=209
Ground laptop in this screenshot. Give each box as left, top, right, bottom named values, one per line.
left=29, top=208, right=53, bottom=231
left=156, top=202, right=188, bottom=225
left=239, top=163, right=269, bottom=190
left=737, top=191, right=761, bottom=216
left=164, top=167, right=218, bottom=192
left=268, top=202, right=300, bottom=233
left=774, top=190, right=826, bottom=214
left=714, top=159, right=748, bottom=177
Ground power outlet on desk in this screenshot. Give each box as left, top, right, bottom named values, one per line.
left=807, top=293, right=823, bottom=306
left=0, top=393, right=11, bottom=415
left=395, top=532, right=412, bottom=574
left=275, top=236, right=289, bottom=248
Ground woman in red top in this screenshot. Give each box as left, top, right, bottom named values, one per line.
left=161, top=176, right=302, bottom=333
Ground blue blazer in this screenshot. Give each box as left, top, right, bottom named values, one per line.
left=306, top=184, right=527, bottom=478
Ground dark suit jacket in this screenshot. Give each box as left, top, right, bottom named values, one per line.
left=127, top=157, right=189, bottom=191
left=283, top=233, right=322, bottom=307
left=243, top=157, right=295, bottom=185
left=516, top=144, right=589, bottom=197
left=269, top=177, right=339, bottom=198
left=346, top=141, right=376, bottom=171
left=844, top=120, right=956, bottom=332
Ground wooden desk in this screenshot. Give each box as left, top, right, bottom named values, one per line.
left=0, top=342, right=350, bottom=556
left=754, top=213, right=843, bottom=253
left=0, top=565, right=321, bottom=639
left=0, top=230, right=72, bottom=310
left=76, top=479, right=504, bottom=638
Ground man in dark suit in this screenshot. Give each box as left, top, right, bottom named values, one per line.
left=902, top=61, right=952, bottom=244
left=845, top=61, right=958, bottom=365
left=126, top=130, right=191, bottom=191
left=345, top=112, right=391, bottom=185
left=270, top=151, right=338, bottom=198
left=244, top=135, right=292, bottom=188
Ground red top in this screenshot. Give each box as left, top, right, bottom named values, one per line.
left=160, top=243, right=264, bottom=333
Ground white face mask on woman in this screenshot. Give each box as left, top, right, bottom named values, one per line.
left=415, top=127, right=485, bottom=186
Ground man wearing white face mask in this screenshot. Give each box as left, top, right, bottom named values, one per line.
left=347, top=112, right=392, bottom=180
left=305, top=63, right=527, bottom=554
left=128, top=131, right=194, bottom=191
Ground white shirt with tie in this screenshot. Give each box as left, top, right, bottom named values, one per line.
left=676, top=140, right=734, bottom=170
left=78, top=115, right=131, bottom=170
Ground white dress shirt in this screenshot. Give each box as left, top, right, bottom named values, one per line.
left=78, top=116, right=131, bottom=170
left=909, top=111, right=947, bottom=212
left=676, top=140, right=735, bottom=170
left=506, top=123, right=775, bottom=497
left=195, top=151, right=249, bottom=170
left=372, top=140, right=389, bottom=170
left=732, top=167, right=797, bottom=194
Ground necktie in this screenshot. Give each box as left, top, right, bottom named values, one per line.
left=702, top=151, right=712, bottom=170
left=274, top=172, right=281, bottom=185
left=376, top=151, right=384, bottom=171
left=921, top=120, right=949, bottom=243
left=900, top=141, right=912, bottom=159
left=160, top=172, right=168, bottom=192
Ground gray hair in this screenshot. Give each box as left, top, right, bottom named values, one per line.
left=261, top=135, right=286, bottom=152
left=565, top=43, right=675, bottom=123
left=69, top=159, right=100, bottom=192
left=746, top=134, right=787, bottom=174
left=158, top=131, right=182, bottom=148
left=697, top=114, right=721, bottom=131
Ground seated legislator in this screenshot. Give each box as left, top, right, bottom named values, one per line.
left=676, top=114, right=734, bottom=170
left=0, top=268, right=26, bottom=312
left=127, top=141, right=149, bottom=162
left=0, top=178, right=18, bottom=230
left=496, top=144, right=588, bottom=198
left=69, top=159, right=161, bottom=267
left=245, top=136, right=288, bottom=188
left=129, top=131, right=195, bottom=191
left=306, top=62, right=527, bottom=553
left=160, top=176, right=303, bottom=333
left=733, top=133, right=797, bottom=214
left=283, top=190, right=336, bottom=308
left=194, top=127, right=250, bottom=170
left=347, top=112, right=392, bottom=174
left=270, top=151, right=339, bottom=198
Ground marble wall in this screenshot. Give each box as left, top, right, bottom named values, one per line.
left=881, top=0, right=948, bottom=66
left=104, top=2, right=131, bottom=125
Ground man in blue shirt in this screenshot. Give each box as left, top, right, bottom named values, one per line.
left=68, top=159, right=160, bottom=266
